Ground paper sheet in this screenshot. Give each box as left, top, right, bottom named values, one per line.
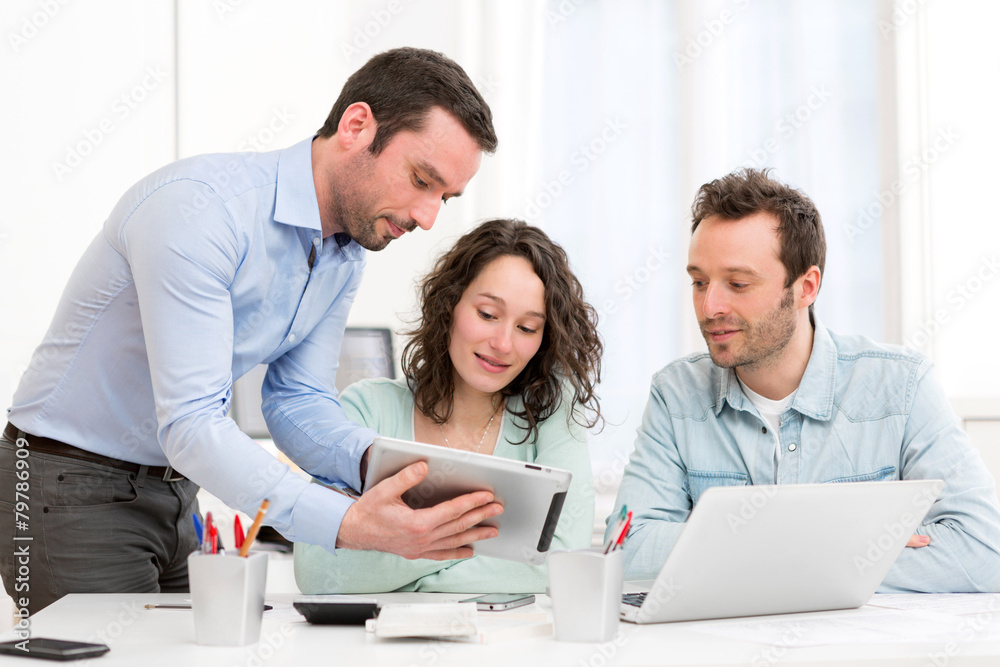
left=868, top=593, right=1000, bottom=616
left=687, top=605, right=1000, bottom=648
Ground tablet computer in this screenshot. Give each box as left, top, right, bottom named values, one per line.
left=363, top=436, right=572, bottom=565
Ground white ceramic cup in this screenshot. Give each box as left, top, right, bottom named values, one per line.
left=187, top=551, right=268, bottom=646
left=548, top=548, right=624, bottom=642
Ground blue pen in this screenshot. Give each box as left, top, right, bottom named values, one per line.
left=192, top=513, right=204, bottom=546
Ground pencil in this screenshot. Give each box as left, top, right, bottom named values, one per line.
left=239, top=499, right=270, bottom=557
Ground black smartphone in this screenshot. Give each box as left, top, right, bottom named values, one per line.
left=468, top=593, right=536, bottom=611
left=0, top=638, right=110, bottom=661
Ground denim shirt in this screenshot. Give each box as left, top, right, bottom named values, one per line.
left=611, top=320, right=1000, bottom=593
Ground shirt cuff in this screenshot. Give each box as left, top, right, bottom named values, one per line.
left=334, top=425, right=379, bottom=492
left=291, top=481, right=356, bottom=553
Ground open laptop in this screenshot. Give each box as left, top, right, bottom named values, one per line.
left=621, top=479, right=943, bottom=623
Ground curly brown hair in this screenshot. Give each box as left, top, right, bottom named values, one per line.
left=402, top=219, right=603, bottom=444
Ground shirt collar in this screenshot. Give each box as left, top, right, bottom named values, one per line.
left=274, top=136, right=322, bottom=233
left=713, top=317, right=837, bottom=421
left=274, top=136, right=365, bottom=262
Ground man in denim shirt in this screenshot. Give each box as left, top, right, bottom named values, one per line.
left=611, top=168, right=1000, bottom=592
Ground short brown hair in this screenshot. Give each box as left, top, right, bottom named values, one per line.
left=317, top=47, right=498, bottom=155
left=691, top=168, right=826, bottom=309
left=402, top=219, right=603, bottom=444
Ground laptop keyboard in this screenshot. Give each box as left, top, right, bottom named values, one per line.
left=621, top=592, right=648, bottom=608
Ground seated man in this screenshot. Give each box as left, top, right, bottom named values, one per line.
left=610, top=168, right=1000, bottom=593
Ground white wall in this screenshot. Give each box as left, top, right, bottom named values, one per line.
left=893, top=0, right=1000, bottom=402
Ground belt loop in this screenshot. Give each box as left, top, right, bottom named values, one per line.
left=136, top=465, right=149, bottom=488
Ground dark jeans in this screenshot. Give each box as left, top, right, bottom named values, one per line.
left=0, top=435, right=200, bottom=615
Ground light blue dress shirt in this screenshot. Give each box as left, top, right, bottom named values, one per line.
left=8, top=137, right=378, bottom=552
left=610, top=320, right=1000, bottom=593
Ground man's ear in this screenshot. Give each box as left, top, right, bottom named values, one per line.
left=336, top=102, right=376, bottom=150
left=797, top=265, right=822, bottom=309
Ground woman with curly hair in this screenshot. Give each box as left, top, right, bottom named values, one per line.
left=294, top=218, right=603, bottom=593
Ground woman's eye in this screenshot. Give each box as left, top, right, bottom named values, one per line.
left=477, top=310, right=496, bottom=321
left=519, top=325, right=538, bottom=334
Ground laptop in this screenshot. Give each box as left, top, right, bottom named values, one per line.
left=621, top=479, right=943, bottom=623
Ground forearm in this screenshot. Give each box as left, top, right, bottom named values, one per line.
left=886, top=362, right=1000, bottom=592
left=294, top=544, right=453, bottom=594
left=881, top=519, right=1000, bottom=593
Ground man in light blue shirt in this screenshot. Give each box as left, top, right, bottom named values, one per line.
left=610, top=168, right=1000, bottom=593
left=1, top=48, right=500, bottom=613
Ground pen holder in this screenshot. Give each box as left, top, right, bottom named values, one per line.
left=548, top=548, right=624, bottom=642
left=187, top=551, right=268, bottom=646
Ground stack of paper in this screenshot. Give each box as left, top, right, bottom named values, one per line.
left=366, top=603, right=553, bottom=644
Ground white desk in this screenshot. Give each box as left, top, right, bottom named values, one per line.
left=5, top=591, right=1000, bottom=666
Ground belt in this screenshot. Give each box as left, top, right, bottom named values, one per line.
left=3, top=422, right=186, bottom=482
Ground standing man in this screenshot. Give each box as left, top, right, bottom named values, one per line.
left=611, top=168, right=1000, bottom=592
left=2, top=47, right=500, bottom=613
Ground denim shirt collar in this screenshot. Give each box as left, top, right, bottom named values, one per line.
left=274, top=136, right=364, bottom=263
left=714, top=318, right=837, bottom=422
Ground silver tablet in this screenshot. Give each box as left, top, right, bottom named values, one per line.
left=363, top=436, right=572, bottom=565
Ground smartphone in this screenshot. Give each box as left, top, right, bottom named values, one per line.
left=469, top=593, right=536, bottom=611
left=0, top=638, right=110, bottom=661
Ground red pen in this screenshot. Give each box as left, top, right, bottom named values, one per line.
left=209, top=524, right=219, bottom=555
left=202, top=512, right=214, bottom=554
left=613, top=511, right=632, bottom=551
left=234, top=515, right=245, bottom=551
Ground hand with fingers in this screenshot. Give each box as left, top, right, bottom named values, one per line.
left=336, top=460, right=504, bottom=560
left=906, top=534, right=931, bottom=548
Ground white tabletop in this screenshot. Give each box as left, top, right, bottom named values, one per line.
left=6, top=591, right=1000, bottom=666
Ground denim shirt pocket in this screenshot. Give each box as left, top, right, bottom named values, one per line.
left=686, top=470, right=750, bottom=503
left=822, top=466, right=898, bottom=484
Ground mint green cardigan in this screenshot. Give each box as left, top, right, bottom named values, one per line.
left=293, top=377, right=595, bottom=594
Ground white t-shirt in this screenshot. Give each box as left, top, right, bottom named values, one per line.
left=739, top=378, right=796, bottom=470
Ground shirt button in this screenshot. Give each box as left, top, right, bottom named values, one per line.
left=787, top=443, right=797, bottom=452
left=288, top=334, right=297, bottom=343
left=313, top=238, right=321, bottom=246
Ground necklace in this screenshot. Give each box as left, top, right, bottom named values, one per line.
left=439, top=404, right=501, bottom=454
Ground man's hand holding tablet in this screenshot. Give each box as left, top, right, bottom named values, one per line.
left=337, top=459, right=504, bottom=560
